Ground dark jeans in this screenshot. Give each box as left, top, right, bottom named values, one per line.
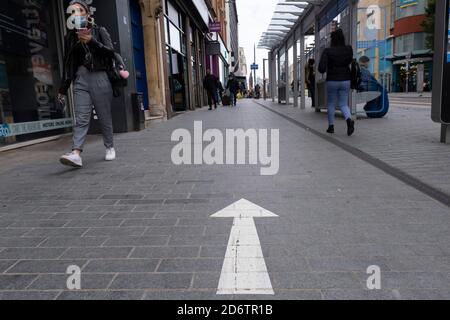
left=230, top=92, right=237, bottom=106
left=206, top=90, right=217, bottom=109
left=308, top=83, right=316, bottom=108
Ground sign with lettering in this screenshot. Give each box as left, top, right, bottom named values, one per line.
left=0, top=119, right=73, bottom=138
left=399, top=0, right=418, bottom=9
left=209, top=22, right=221, bottom=33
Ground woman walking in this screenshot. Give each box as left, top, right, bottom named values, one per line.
left=318, top=29, right=355, bottom=136
left=58, top=0, right=117, bottom=168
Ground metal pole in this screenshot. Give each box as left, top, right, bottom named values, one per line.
left=263, top=58, right=267, bottom=100
left=405, top=54, right=411, bottom=94
left=441, top=124, right=450, bottom=143
left=293, top=29, right=299, bottom=108
left=272, top=50, right=276, bottom=102
left=285, top=43, right=289, bottom=105
left=253, top=44, right=257, bottom=91
left=277, top=50, right=281, bottom=103
left=383, top=6, right=387, bottom=113
left=349, top=0, right=357, bottom=116
left=300, top=25, right=306, bottom=110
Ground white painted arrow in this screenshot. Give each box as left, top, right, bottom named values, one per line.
left=211, top=198, right=278, bottom=295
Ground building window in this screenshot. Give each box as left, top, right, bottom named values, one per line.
left=395, top=32, right=427, bottom=53
left=395, top=0, right=427, bottom=20
left=390, top=0, right=396, bottom=28
left=164, top=0, right=188, bottom=112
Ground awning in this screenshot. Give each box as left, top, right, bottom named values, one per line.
left=392, top=49, right=433, bottom=59
left=393, top=57, right=433, bottom=65
left=258, top=1, right=326, bottom=50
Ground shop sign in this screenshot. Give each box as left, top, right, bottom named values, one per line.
left=399, top=0, right=418, bottom=9
left=209, top=22, right=221, bottom=33
left=0, top=118, right=73, bottom=138
left=206, top=41, right=221, bottom=55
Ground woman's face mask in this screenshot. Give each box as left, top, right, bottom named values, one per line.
left=73, top=15, right=88, bottom=30
left=66, top=4, right=90, bottom=30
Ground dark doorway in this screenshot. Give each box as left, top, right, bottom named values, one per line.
left=130, top=0, right=149, bottom=109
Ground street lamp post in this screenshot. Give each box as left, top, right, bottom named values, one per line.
left=263, top=58, right=268, bottom=100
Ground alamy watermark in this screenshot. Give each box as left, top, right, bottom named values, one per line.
left=366, top=265, right=381, bottom=290
left=171, top=121, right=280, bottom=176
left=66, top=265, right=81, bottom=290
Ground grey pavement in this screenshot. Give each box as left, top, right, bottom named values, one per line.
left=263, top=94, right=450, bottom=196
left=0, top=98, right=449, bottom=300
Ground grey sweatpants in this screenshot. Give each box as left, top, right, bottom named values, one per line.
left=72, top=66, right=114, bottom=151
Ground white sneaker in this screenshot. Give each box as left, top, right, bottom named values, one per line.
left=105, top=148, right=116, bottom=161
left=60, top=152, right=83, bottom=168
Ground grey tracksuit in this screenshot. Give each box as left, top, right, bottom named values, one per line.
left=72, top=66, right=113, bottom=151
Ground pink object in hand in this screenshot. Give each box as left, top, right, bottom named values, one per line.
left=119, top=70, right=130, bottom=79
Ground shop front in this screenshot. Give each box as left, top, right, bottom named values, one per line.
left=1, top=0, right=142, bottom=148
left=392, top=56, right=433, bottom=93
left=163, top=0, right=210, bottom=112
left=164, top=0, right=189, bottom=112
left=0, top=0, right=69, bottom=147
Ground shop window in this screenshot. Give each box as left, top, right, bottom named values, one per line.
left=169, top=23, right=181, bottom=52
left=167, top=0, right=180, bottom=28
left=164, top=0, right=188, bottom=112
left=395, top=33, right=426, bottom=53
left=395, top=0, right=426, bottom=20
left=0, top=0, right=69, bottom=146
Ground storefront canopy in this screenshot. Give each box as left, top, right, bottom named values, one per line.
left=258, top=0, right=325, bottom=50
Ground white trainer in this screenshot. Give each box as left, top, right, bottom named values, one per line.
left=60, top=152, right=83, bottom=168
left=105, top=148, right=116, bottom=161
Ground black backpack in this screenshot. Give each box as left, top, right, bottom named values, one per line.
left=350, top=59, right=361, bottom=90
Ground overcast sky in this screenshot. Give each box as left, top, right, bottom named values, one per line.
left=236, top=0, right=278, bottom=81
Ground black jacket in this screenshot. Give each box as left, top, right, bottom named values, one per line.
left=59, top=25, right=115, bottom=95
left=226, top=78, right=239, bottom=93
left=217, top=80, right=224, bottom=93
left=203, top=74, right=218, bottom=93
left=318, top=45, right=353, bottom=82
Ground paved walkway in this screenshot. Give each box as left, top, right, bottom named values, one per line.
left=0, top=99, right=449, bottom=300
left=259, top=96, right=450, bottom=198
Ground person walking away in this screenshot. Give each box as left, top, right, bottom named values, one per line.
left=226, top=73, right=239, bottom=106
left=305, top=59, right=316, bottom=108
left=318, top=29, right=355, bottom=136
left=203, top=69, right=218, bottom=110
left=58, top=0, right=118, bottom=168
left=255, top=84, right=261, bottom=99
left=217, top=79, right=224, bottom=106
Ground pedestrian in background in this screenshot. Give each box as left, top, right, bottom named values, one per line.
left=318, top=29, right=355, bottom=136
left=226, top=73, right=239, bottom=107
left=203, top=69, right=218, bottom=110
left=217, top=79, right=224, bottom=106
left=58, top=0, right=118, bottom=168
left=305, top=59, right=316, bottom=108
left=255, top=84, right=261, bottom=99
